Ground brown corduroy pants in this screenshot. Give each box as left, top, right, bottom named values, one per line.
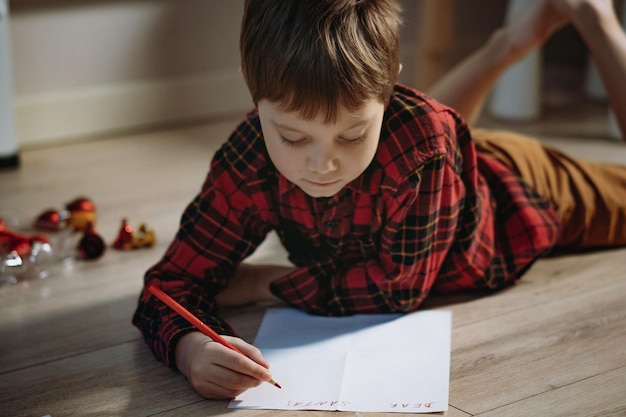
left=472, top=128, right=626, bottom=250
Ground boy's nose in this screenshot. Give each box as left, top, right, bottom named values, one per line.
left=307, top=148, right=338, bottom=174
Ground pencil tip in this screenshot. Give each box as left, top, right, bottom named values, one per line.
left=268, top=377, right=282, bottom=389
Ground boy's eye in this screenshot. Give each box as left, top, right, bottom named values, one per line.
left=279, top=135, right=305, bottom=147
left=278, top=134, right=363, bottom=146
left=340, top=136, right=364, bottom=145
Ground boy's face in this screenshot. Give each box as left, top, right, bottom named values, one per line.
left=258, top=98, right=385, bottom=198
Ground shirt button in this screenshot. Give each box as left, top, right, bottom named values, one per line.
left=325, top=221, right=335, bottom=228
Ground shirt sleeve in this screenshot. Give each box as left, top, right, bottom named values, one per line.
left=132, top=147, right=270, bottom=368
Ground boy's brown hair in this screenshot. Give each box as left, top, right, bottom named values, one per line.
left=240, top=0, right=402, bottom=123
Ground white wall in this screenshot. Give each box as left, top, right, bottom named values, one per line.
left=10, top=0, right=251, bottom=147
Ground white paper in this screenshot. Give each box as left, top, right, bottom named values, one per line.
left=229, top=308, right=452, bottom=413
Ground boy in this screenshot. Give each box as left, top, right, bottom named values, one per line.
left=134, top=0, right=626, bottom=400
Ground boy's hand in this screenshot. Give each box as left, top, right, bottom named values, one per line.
left=175, top=331, right=272, bottom=399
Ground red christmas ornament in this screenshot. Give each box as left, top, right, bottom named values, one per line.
left=112, top=218, right=134, bottom=250
left=33, top=209, right=67, bottom=231
left=65, top=197, right=96, bottom=213
left=0, top=219, right=50, bottom=257
left=77, top=223, right=106, bottom=260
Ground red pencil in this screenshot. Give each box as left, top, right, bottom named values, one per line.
left=147, top=283, right=281, bottom=389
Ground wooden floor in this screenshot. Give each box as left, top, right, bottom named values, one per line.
left=1, top=99, right=625, bottom=416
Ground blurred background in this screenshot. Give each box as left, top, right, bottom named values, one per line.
left=4, top=0, right=614, bottom=150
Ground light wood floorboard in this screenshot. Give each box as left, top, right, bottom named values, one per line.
left=1, top=104, right=625, bottom=416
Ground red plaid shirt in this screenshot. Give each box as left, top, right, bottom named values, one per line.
left=133, top=84, right=559, bottom=366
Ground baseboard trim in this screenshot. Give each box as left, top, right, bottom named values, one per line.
left=15, top=68, right=253, bottom=148
left=0, top=152, right=20, bottom=169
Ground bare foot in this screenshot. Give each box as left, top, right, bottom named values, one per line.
left=500, top=0, right=568, bottom=63
left=548, top=0, right=616, bottom=28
